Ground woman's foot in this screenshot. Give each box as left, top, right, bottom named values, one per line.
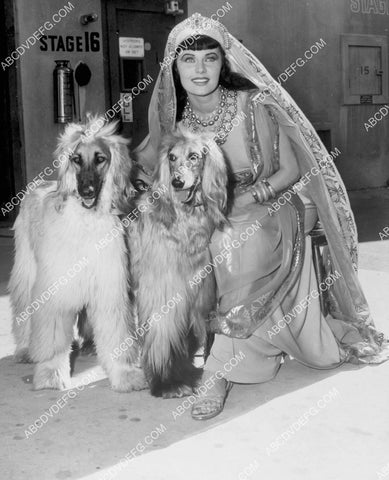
left=191, top=370, right=233, bottom=420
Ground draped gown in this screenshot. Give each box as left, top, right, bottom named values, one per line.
left=194, top=90, right=364, bottom=383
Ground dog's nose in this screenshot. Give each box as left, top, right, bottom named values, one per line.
left=172, top=178, right=185, bottom=189
left=81, top=185, right=95, bottom=198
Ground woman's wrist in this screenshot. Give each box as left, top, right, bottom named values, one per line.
left=261, top=178, right=277, bottom=198
left=251, top=178, right=277, bottom=203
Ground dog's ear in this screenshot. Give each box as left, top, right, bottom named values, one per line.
left=54, top=123, right=82, bottom=199
left=201, top=138, right=228, bottom=227
left=109, top=141, right=136, bottom=211
left=149, top=140, right=177, bottom=227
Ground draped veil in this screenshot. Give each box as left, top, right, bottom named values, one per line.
left=134, top=13, right=388, bottom=364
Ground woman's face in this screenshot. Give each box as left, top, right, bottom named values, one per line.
left=176, top=48, right=222, bottom=97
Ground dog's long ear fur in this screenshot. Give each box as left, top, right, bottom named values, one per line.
left=105, top=137, right=134, bottom=212
left=150, top=137, right=177, bottom=227
left=201, top=138, right=228, bottom=228
left=52, top=122, right=84, bottom=210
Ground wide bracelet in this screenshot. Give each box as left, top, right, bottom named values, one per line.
left=260, top=178, right=277, bottom=198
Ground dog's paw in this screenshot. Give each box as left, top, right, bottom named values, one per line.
left=33, top=364, right=71, bottom=391
left=14, top=348, right=33, bottom=364
left=162, top=384, right=193, bottom=399
left=111, top=367, right=148, bottom=393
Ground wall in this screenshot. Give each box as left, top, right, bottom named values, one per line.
left=12, top=0, right=389, bottom=189
left=189, top=0, right=389, bottom=189
left=15, top=0, right=105, bottom=182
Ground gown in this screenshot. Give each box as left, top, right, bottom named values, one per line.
left=201, top=90, right=362, bottom=383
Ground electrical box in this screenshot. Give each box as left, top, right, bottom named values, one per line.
left=341, top=34, right=388, bottom=105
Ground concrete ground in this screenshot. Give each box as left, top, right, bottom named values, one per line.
left=1, top=188, right=389, bottom=480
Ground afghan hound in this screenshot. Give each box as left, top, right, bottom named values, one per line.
left=129, top=128, right=228, bottom=398
left=9, top=115, right=146, bottom=392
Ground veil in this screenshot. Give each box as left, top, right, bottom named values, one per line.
left=134, top=13, right=388, bottom=363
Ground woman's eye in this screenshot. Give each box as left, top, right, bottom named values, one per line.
left=206, top=56, right=217, bottom=62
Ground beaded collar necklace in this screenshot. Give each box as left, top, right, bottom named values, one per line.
left=182, top=86, right=238, bottom=145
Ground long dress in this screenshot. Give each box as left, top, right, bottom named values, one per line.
left=197, top=89, right=363, bottom=383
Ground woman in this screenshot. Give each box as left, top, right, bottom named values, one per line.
left=133, top=13, right=388, bottom=420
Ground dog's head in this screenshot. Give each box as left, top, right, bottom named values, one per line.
left=154, top=127, right=228, bottom=226
left=54, top=115, right=133, bottom=212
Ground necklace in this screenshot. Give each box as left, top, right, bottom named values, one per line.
left=182, top=87, right=238, bottom=146
left=184, top=87, right=226, bottom=127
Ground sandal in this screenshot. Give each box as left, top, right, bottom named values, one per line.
left=191, top=374, right=233, bottom=421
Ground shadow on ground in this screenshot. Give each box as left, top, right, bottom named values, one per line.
left=1, top=352, right=361, bottom=480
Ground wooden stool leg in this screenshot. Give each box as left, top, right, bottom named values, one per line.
left=312, top=241, right=328, bottom=317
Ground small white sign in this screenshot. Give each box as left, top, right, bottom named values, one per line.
left=120, top=92, right=133, bottom=122
left=119, top=37, right=144, bottom=58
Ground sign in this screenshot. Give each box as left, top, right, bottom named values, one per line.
left=120, top=92, right=133, bottom=122
left=40, top=32, right=100, bottom=52
left=119, top=37, right=144, bottom=58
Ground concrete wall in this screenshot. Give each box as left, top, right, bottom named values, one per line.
left=189, top=0, right=389, bottom=189
left=15, top=0, right=105, bottom=182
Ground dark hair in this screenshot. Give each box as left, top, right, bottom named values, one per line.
left=172, top=35, right=256, bottom=121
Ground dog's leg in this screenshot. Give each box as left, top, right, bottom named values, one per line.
left=9, top=215, right=36, bottom=363
left=141, top=290, right=204, bottom=398
left=89, top=287, right=147, bottom=393
left=30, top=301, right=75, bottom=390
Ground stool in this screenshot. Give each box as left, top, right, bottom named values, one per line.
left=309, top=220, right=329, bottom=316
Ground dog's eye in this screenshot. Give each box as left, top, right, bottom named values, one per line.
left=95, top=156, right=106, bottom=164
left=71, top=155, right=82, bottom=165
left=169, top=153, right=177, bottom=162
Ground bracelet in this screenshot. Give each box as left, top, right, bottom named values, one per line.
left=261, top=178, right=277, bottom=198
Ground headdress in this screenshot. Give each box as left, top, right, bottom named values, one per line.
left=166, top=12, right=232, bottom=55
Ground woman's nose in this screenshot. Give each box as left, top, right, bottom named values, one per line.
left=195, top=59, right=206, bottom=74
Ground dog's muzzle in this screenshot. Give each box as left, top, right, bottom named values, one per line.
left=79, top=185, right=97, bottom=209
left=81, top=196, right=96, bottom=209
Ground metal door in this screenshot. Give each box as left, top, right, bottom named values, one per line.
left=104, top=0, right=187, bottom=148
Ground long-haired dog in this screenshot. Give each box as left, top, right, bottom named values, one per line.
left=129, top=128, right=228, bottom=398
left=9, top=115, right=146, bottom=392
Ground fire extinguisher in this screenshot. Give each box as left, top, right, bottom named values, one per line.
left=53, top=60, right=74, bottom=123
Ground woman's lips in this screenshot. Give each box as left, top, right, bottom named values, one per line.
left=191, top=78, right=209, bottom=85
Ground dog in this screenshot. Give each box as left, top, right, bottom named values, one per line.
left=129, top=128, right=228, bottom=398
left=9, top=115, right=146, bottom=392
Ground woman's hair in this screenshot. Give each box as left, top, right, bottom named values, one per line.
left=172, top=35, right=256, bottom=121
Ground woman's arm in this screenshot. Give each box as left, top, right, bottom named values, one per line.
left=252, top=126, right=300, bottom=203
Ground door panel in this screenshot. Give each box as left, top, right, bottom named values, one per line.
left=105, top=0, right=187, bottom=148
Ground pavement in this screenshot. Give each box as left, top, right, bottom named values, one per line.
left=1, top=188, right=389, bottom=480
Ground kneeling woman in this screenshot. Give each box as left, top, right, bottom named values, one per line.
left=134, top=13, right=388, bottom=420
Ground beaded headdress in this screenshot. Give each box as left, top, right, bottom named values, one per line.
left=166, top=12, right=232, bottom=55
